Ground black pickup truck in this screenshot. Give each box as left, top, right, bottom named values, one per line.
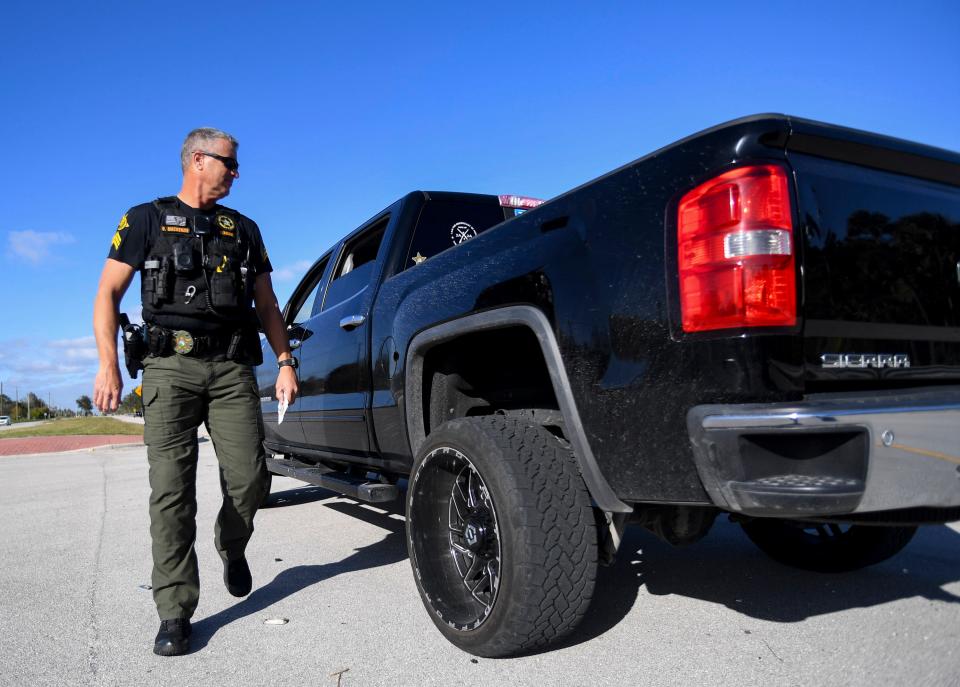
left=255, top=114, right=960, bottom=657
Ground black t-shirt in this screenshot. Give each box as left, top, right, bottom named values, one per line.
left=108, top=197, right=273, bottom=332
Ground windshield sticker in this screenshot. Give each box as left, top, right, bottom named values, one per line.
left=450, top=222, right=477, bottom=245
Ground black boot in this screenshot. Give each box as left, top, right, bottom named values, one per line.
left=223, top=557, right=252, bottom=597
left=153, top=618, right=191, bottom=656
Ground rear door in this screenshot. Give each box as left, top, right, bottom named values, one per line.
left=297, top=213, right=390, bottom=456
left=259, top=253, right=332, bottom=448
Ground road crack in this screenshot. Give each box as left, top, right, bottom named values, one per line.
left=86, top=455, right=108, bottom=685
left=762, top=638, right=785, bottom=663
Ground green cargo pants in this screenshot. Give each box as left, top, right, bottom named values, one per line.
left=141, top=354, right=268, bottom=620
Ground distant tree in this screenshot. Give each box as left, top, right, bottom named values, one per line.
left=118, top=390, right=142, bottom=415
left=76, top=395, right=93, bottom=415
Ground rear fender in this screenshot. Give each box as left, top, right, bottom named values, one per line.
left=404, top=305, right=631, bottom=513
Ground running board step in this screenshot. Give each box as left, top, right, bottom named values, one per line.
left=266, top=456, right=399, bottom=503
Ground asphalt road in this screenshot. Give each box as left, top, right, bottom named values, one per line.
left=0, top=420, right=46, bottom=432
left=1, top=443, right=959, bottom=687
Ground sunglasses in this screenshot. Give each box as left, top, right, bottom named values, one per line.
left=196, top=150, right=239, bottom=172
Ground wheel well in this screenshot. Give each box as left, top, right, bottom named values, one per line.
left=404, top=305, right=632, bottom=514
left=421, top=326, right=560, bottom=437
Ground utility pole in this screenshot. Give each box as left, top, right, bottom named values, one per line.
left=15, top=385, right=18, bottom=422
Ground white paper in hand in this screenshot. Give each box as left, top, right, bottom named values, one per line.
left=277, top=392, right=288, bottom=425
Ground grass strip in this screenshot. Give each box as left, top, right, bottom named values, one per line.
left=0, top=417, right=144, bottom=438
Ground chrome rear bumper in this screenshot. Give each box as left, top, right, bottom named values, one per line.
left=687, top=386, right=960, bottom=517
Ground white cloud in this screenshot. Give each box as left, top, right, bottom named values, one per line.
left=1, top=345, right=93, bottom=376
left=64, top=349, right=100, bottom=362
left=8, top=230, right=77, bottom=264
left=272, top=260, right=313, bottom=282
left=0, top=336, right=101, bottom=407
left=50, top=336, right=96, bottom=348
left=48, top=336, right=99, bottom=362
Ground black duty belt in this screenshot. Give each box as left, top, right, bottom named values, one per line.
left=146, top=324, right=234, bottom=358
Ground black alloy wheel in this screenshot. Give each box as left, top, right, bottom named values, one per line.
left=407, top=416, right=597, bottom=657
left=448, top=458, right=501, bottom=616
left=741, top=518, right=918, bottom=573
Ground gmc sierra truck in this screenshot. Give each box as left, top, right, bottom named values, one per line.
left=255, top=114, right=960, bottom=657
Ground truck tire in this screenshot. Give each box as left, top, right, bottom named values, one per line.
left=741, top=519, right=917, bottom=573
left=407, top=416, right=597, bottom=657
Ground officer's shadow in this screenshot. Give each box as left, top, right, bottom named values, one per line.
left=190, top=489, right=407, bottom=650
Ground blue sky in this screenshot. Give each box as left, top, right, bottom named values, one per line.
left=1, top=1, right=958, bottom=410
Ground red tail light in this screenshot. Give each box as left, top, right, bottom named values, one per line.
left=677, top=164, right=796, bottom=333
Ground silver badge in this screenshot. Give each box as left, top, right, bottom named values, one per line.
left=820, top=353, right=910, bottom=369
left=172, top=330, right=195, bottom=355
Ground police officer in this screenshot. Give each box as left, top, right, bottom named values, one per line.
left=92, top=128, right=298, bottom=656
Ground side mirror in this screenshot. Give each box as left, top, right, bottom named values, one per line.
left=287, top=323, right=313, bottom=346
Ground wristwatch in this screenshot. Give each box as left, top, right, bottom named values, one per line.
left=278, top=357, right=299, bottom=370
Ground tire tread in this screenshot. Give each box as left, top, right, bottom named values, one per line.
left=475, top=416, right=596, bottom=655
left=412, top=415, right=597, bottom=656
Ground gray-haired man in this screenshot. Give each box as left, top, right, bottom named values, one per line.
left=93, top=127, right=298, bottom=655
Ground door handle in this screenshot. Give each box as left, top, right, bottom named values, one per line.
left=339, top=314, right=366, bottom=330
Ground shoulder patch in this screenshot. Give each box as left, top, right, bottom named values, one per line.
left=111, top=212, right=129, bottom=250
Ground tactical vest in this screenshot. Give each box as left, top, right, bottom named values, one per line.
left=141, top=197, right=257, bottom=329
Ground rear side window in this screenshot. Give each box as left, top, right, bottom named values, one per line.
left=323, top=217, right=388, bottom=309
left=403, top=200, right=508, bottom=271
